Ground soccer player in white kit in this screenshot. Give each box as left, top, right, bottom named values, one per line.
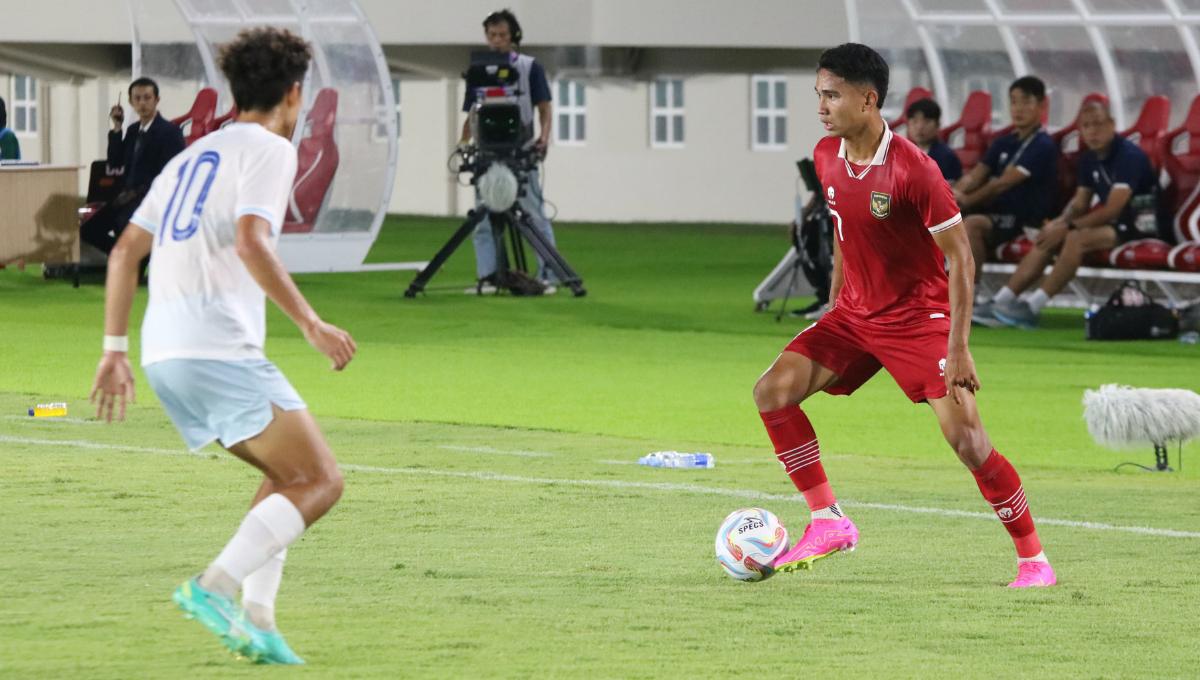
left=90, top=28, right=355, bottom=664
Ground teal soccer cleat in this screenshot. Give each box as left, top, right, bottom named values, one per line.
left=252, top=629, right=306, bottom=665
left=172, top=577, right=258, bottom=660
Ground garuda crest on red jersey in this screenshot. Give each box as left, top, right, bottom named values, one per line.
left=870, top=191, right=891, bottom=219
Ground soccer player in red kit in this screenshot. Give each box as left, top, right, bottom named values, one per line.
left=755, top=43, right=1055, bottom=588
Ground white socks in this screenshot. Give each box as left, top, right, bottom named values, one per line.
left=811, top=503, right=845, bottom=521
left=993, top=287, right=1016, bottom=305
left=1027, top=289, right=1050, bottom=314
left=243, top=548, right=286, bottom=631
left=203, top=494, right=306, bottom=599
left=1018, top=551, right=1049, bottom=564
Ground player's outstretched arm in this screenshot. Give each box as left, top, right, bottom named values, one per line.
left=91, top=226, right=152, bottom=422
left=933, top=223, right=981, bottom=403
left=234, top=215, right=357, bottom=371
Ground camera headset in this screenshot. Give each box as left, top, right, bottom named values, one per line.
left=483, top=9, right=522, bottom=46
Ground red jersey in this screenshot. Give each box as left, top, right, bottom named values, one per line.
left=813, top=126, right=962, bottom=324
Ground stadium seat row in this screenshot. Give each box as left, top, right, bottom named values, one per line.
left=170, top=87, right=339, bottom=234
left=889, top=87, right=1200, bottom=273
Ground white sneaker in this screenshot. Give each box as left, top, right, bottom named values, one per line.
left=540, top=281, right=558, bottom=296
left=803, top=304, right=828, bottom=320
left=464, top=278, right=498, bottom=295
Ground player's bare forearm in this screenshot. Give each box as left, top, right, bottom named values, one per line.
left=933, top=224, right=982, bottom=399
left=103, top=226, right=152, bottom=337
left=235, top=216, right=320, bottom=333
left=236, top=215, right=357, bottom=370
left=934, top=225, right=974, bottom=351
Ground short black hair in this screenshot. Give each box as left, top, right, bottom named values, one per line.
left=1009, top=75, right=1046, bottom=102
left=906, top=97, right=941, bottom=122
left=0, top=96, right=6, bottom=129
left=483, top=9, right=522, bottom=46
left=818, top=43, right=890, bottom=109
left=128, top=77, right=160, bottom=98
left=218, top=27, right=312, bottom=113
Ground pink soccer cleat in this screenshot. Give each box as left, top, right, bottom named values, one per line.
left=772, top=517, right=859, bottom=573
left=1008, top=561, right=1057, bottom=588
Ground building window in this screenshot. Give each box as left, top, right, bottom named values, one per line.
left=373, top=75, right=401, bottom=142
left=12, top=74, right=37, bottom=134
left=752, top=75, right=787, bottom=150
left=650, top=78, right=684, bottom=148
left=555, top=79, right=586, bottom=145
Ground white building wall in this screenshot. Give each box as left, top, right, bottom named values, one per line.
left=387, top=72, right=825, bottom=223
left=2, top=0, right=848, bottom=224
left=390, top=77, right=459, bottom=215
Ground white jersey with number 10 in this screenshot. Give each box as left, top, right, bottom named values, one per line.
left=129, top=122, right=298, bottom=367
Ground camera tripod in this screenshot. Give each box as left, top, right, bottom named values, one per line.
left=404, top=201, right=586, bottom=298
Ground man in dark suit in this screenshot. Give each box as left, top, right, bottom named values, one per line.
left=81, top=77, right=185, bottom=255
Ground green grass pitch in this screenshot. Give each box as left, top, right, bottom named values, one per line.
left=1, top=216, right=1197, bottom=678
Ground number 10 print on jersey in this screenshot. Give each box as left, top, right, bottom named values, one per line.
left=159, top=151, right=221, bottom=244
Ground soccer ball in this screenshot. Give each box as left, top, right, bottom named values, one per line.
left=714, top=508, right=789, bottom=582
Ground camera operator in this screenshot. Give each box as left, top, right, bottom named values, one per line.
left=460, top=9, right=559, bottom=294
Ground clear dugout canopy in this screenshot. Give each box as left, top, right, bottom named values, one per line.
left=850, top=0, right=1200, bottom=131
left=129, top=0, right=397, bottom=272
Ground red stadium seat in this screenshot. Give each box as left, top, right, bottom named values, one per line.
left=171, top=88, right=218, bottom=146
left=994, top=235, right=1033, bottom=263
left=939, top=90, right=992, bottom=172
left=1121, top=95, right=1171, bottom=170
left=283, top=88, right=339, bottom=234
left=1107, top=239, right=1172, bottom=269
left=887, top=86, right=934, bottom=131
left=1158, top=94, right=1200, bottom=243
left=1167, top=241, right=1200, bottom=271
left=209, top=105, right=238, bottom=133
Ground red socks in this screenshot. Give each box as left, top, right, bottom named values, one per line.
left=972, top=449, right=1043, bottom=558
left=760, top=405, right=836, bottom=511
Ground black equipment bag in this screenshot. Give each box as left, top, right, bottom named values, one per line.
left=794, top=159, right=834, bottom=305
left=1085, top=281, right=1179, bottom=340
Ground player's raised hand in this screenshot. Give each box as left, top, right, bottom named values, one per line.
left=944, top=347, right=981, bottom=404
left=303, top=319, right=357, bottom=371
left=90, top=352, right=136, bottom=422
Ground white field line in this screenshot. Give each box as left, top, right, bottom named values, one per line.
left=3, top=434, right=1198, bottom=540
left=3, top=415, right=101, bottom=425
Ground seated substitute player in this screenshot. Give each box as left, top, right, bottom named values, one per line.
left=904, top=97, right=962, bottom=182
left=90, top=27, right=357, bottom=664
left=754, top=43, right=1055, bottom=588
left=952, top=76, right=1058, bottom=324
left=987, top=100, right=1159, bottom=329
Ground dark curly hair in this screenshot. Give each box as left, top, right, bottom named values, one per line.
left=218, top=27, right=312, bottom=113
left=818, top=43, right=890, bottom=109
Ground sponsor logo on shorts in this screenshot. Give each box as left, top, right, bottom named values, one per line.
left=938, top=357, right=946, bottom=377
left=827, top=186, right=835, bottom=200
left=870, top=191, right=891, bottom=219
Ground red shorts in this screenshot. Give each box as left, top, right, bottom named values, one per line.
left=784, top=306, right=951, bottom=403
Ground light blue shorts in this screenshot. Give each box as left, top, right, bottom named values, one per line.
left=144, top=359, right=307, bottom=451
